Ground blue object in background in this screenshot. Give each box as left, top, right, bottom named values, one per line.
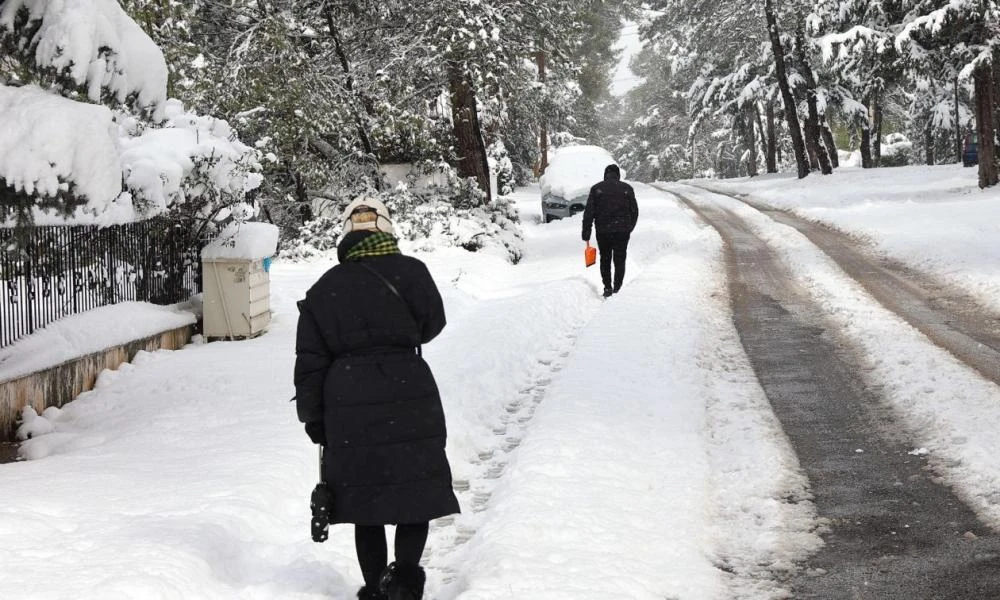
left=263, top=256, right=272, bottom=273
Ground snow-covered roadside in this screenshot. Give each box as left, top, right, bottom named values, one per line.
left=690, top=165, right=1000, bottom=313
left=667, top=183, right=1000, bottom=532
left=0, top=185, right=818, bottom=599
left=445, top=185, right=819, bottom=600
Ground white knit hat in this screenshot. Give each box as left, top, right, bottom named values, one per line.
left=341, top=197, right=395, bottom=236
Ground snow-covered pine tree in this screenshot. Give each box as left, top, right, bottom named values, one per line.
left=896, top=0, right=999, bottom=187
left=0, top=0, right=261, bottom=231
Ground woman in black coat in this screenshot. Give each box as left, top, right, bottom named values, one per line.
left=295, top=198, right=460, bottom=600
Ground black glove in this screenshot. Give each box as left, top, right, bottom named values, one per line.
left=305, top=422, right=326, bottom=445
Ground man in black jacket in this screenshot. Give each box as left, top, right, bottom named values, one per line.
left=582, top=164, right=639, bottom=297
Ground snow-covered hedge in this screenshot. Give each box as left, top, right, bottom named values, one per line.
left=881, top=133, right=913, bottom=167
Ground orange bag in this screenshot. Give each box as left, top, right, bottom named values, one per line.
left=584, top=242, right=597, bottom=268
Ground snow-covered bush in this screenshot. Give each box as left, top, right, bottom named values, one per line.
left=119, top=99, right=263, bottom=233
left=881, top=133, right=913, bottom=168
left=0, top=85, right=123, bottom=222
left=282, top=162, right=524, bottom=263
left=487, top=140, right=516, bottom=197
left=0, top=0, right=262, bottom=234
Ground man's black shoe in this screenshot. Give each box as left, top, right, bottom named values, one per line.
left=603, top=287, right=613, bottom=298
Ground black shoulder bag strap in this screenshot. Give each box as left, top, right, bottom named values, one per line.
left=356, top=262, right=423, bottom=356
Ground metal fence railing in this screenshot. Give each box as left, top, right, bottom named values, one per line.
left=0, top=219, right=203, bottom=349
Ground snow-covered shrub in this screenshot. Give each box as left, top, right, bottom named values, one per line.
left=881, top=133, right=913, bottom=167
left=119, top=99, right=263, bottom=234
left=278, top=216, right=340, bottom=261
left=0, top=85, right=123, bottom=225
left=487, top=140, right=516, bottom=197
left=387, top=169, right=523, bottom=263
left=0, top=0, right=262, bottom=236
left=282, top=162, right=524, bottom=263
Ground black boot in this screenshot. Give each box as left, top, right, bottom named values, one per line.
left=602, top=287, right=613, bottom=298
left=378, top=562, right=426, bottom=600
left=357, top=585, right=387, bottom=600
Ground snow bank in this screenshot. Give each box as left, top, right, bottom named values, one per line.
left=0, top=301, right=196, bottom=383
left=0, top=0, right=167, bottom=115
left=202, top=222, right=279, bottom=260
left=0, top=85, right=123, bottom=211
left=539, top=145, right=622, bottom=201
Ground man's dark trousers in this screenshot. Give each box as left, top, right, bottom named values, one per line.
left=597, top=233, right=630, bottom=291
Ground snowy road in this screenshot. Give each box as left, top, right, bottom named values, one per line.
left=664, top=183, right=1000, bottom=598
left=6, top=178, right=1000, bottom=599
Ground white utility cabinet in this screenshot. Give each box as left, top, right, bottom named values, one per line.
left=201, top=222, right=280, bottom=341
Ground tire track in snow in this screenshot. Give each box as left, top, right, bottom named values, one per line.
left=690, top=183, right=1000, bottom=386
left=665, top=183, right=1000, bottom=599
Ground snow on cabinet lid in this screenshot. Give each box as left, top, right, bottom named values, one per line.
left=201, top=222, right=279, bottom=261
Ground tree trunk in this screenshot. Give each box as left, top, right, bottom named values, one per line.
left=974, top=63, right=998, bottom=188
left=822, top=123, right=839, bottom=168
left=860, top=127, right=873, bottom=168
left=536, top=49, right=549, bottom=176
left=741, top=108, right=759, bottom=177
left=764, top=101, right=777, bottom=173
left=764, top=0, right=809, bottom=179
left=794, top=20, right=832, bottom=175
left=925, top=122, right=935, bottom=165
left=872, top=92, right=883, bottom=167
left=955, top=77, right=963, bottom=162
left=805, top=121, right=820, bottom=171
left=448, top=63, right=492, bottom=202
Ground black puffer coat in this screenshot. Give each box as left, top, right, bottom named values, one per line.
left=294, top=234, right=460, bottom=525
left=581, top=164, right=639, bottom=240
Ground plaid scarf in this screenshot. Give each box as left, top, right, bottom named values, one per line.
left=343, top=231, right=401, bottom=261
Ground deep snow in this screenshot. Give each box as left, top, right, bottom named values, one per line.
left=5, top=165, right=1000, bottom=599
left=2, top=185, right=816, bottom=599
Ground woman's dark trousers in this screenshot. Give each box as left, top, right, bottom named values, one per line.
left=355, top=523, right=429, bottom=587
left=597, top=233, right=630, bottom=292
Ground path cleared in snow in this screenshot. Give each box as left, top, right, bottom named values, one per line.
left=664, top=183, right=1000, bottom=598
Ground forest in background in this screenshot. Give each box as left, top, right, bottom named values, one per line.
left=614, top=1, right=1000, bottom=189
left=3, top=1, right=1000, bottom=260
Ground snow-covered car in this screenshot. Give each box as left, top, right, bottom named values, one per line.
left=538, top=145, right=623, bottom=223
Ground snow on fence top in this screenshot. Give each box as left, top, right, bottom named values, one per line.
left=0, top=0, right=168, bottom=117
left=201, top=222, right=280, bottom=261
left=0, top=85, right=123, bottom=210
left=539, top=145, right=622, bottom=201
